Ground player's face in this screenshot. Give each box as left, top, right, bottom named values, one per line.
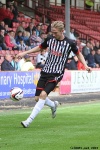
left=51, top=27, right=64, bottom=40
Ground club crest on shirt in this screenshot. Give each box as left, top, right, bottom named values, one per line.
left=51, top=50, right=62, bottom=56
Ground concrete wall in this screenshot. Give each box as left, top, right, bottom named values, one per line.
left=27, top=0, right=100, bottom=10
left=50, top=0, right=61, bottom=6
left=0, top=0, right=6, bottom=4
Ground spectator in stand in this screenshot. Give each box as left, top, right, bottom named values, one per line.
left=22, top=31, right=31, bottom=46
left=9, top=30, right=19, bottom=48
left=40, top=24, right=47, bottom=34
left=11, top=56, right=20, bottom=70
left=0, top=4, right=14, bottom=27
left=86, top=49, right=99, bottom=68
left=74, top=31, right=79, bottom=39
left=0, top=29, right=8, bottom=50
left=36, top=24, right=42, bottom=36
left=6, top=0, right=12, bottom=8
left=93, top=41, right=100, bottom=51
left=76, top=39, right=86, bottom=70
left=76, top=38, right=86, bottom=52
left=40, top=32, right=47, bottom=42
left=10, top=4, right=19, bottom=24
left=13, top=1, right=18, bottom=20
left=25, top=22, right=36, bottom=36
left=89, top=39, right=95, bottom=48
left=18, top=39, right=29, bottom=50
left=1, top=54, right=15, bottom=71
left=16, top=21, right=25, bottom=35
left=4, top=24, right=9, bottom=34
left=69, top=28, right=76, bottom=41
left=31, top=18, right=37, bottom=27
left=4, top=30, right=19, bottom=50
left=0, top=21, right=5, bottom=31
left=36, top=49, right=48, bottom=69
left=47, top=31, right=53, bottom=38
left=21, top=54, right=35, bottom=71
left=30, top=30, right=42, bottom=48
left=18, top=56, right=25, bottom=69
left=94, top=49, right=100, bottom=67
left=15, top=31, right=23, bottom=45
left=46, top=20, right=54, bottom=34
left=82, top=41, right=92, bottom=60
left=85, top=0, right=94, bottom=11
left=65, top=52, right=78, bottom=70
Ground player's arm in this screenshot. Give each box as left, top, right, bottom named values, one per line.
left=16, top=37, right=49, bottom=58
left=16, top=46, right=41, bottom=58
left=76, top=52, right=92, bottom=72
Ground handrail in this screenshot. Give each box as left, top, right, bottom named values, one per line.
left=75, top=28, right=100, bottom=42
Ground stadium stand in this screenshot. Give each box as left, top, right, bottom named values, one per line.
left=0, top=0, right=100, bottom=70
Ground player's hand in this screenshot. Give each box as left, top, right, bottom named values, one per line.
left=16, top=51, right=27, bottom=58
left=85, top=66, right=92, bottom=73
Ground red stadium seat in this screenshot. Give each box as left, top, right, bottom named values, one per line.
left=10, top=50, right=15, bottom=55
left=18, top=12, right=24, bottom=17
left=6, top=50, right=10, bottom=54
left=1, top=50, right=6, bottom=55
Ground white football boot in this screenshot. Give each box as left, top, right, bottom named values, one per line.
left=21, top=120, right=29, bottom=128
left=51, top=101, right=59, bottom=118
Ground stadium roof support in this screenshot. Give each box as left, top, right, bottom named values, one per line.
left=65, top=0, right=70, bottom=38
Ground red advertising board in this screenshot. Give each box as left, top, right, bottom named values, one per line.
left=59, top=71, right=71, bottom=94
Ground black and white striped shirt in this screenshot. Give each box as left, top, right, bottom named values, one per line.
left=39, top=36, right=79, bottom=74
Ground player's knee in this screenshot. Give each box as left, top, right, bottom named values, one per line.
left=34, top=96, right=39, bottom=102
left=39, top=91, right=47, bottom=100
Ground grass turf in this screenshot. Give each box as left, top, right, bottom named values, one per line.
left=0, top=102, right=100, bottom=150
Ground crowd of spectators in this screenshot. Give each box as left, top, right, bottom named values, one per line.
left=0, top=1, right=100, bottom=71
left=0, top=1, right=49, bottom=71
left=69, top=28, right=100, bottom=70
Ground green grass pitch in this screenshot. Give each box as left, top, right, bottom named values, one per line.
left=0, top=102, right=100, bottom=150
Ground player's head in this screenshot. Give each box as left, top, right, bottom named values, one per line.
left=51, top=21, right=64, bottom=40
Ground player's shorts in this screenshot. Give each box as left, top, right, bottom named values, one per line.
left=35, top=71, right=64, bottom=96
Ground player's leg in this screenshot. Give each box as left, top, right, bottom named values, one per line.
left=21, top=73, right=62, bottom=127
left=21, top=91, right=47, bottom=128
left=44, top=81, right=59, bottom=118
left=21, top=82, right=57, bottom=127
left=44, top=73, right=64, bottom=118
left=21, top=73, right=47, bottom=128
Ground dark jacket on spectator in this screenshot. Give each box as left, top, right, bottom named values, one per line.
left=82, top=46, right=91, bottom=59
left=25, top=26, right=36, bottom=35
left=86, top=53, right=95, bottom=64
left=94, top=54, right=100, bottom=65
left=1, top=59, right=15, bottom=71
left=86, top=53, right=96, bottom=68
left=0, top=35, right=7, bottom=50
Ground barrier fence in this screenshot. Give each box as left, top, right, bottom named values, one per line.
left=0, top=70, right=100, bottom=100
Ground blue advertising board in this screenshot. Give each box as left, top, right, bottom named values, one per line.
left=0, top=70, right=40, bottom=100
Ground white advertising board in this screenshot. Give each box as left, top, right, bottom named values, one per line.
left=71, top=71, right=100, bottom=93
